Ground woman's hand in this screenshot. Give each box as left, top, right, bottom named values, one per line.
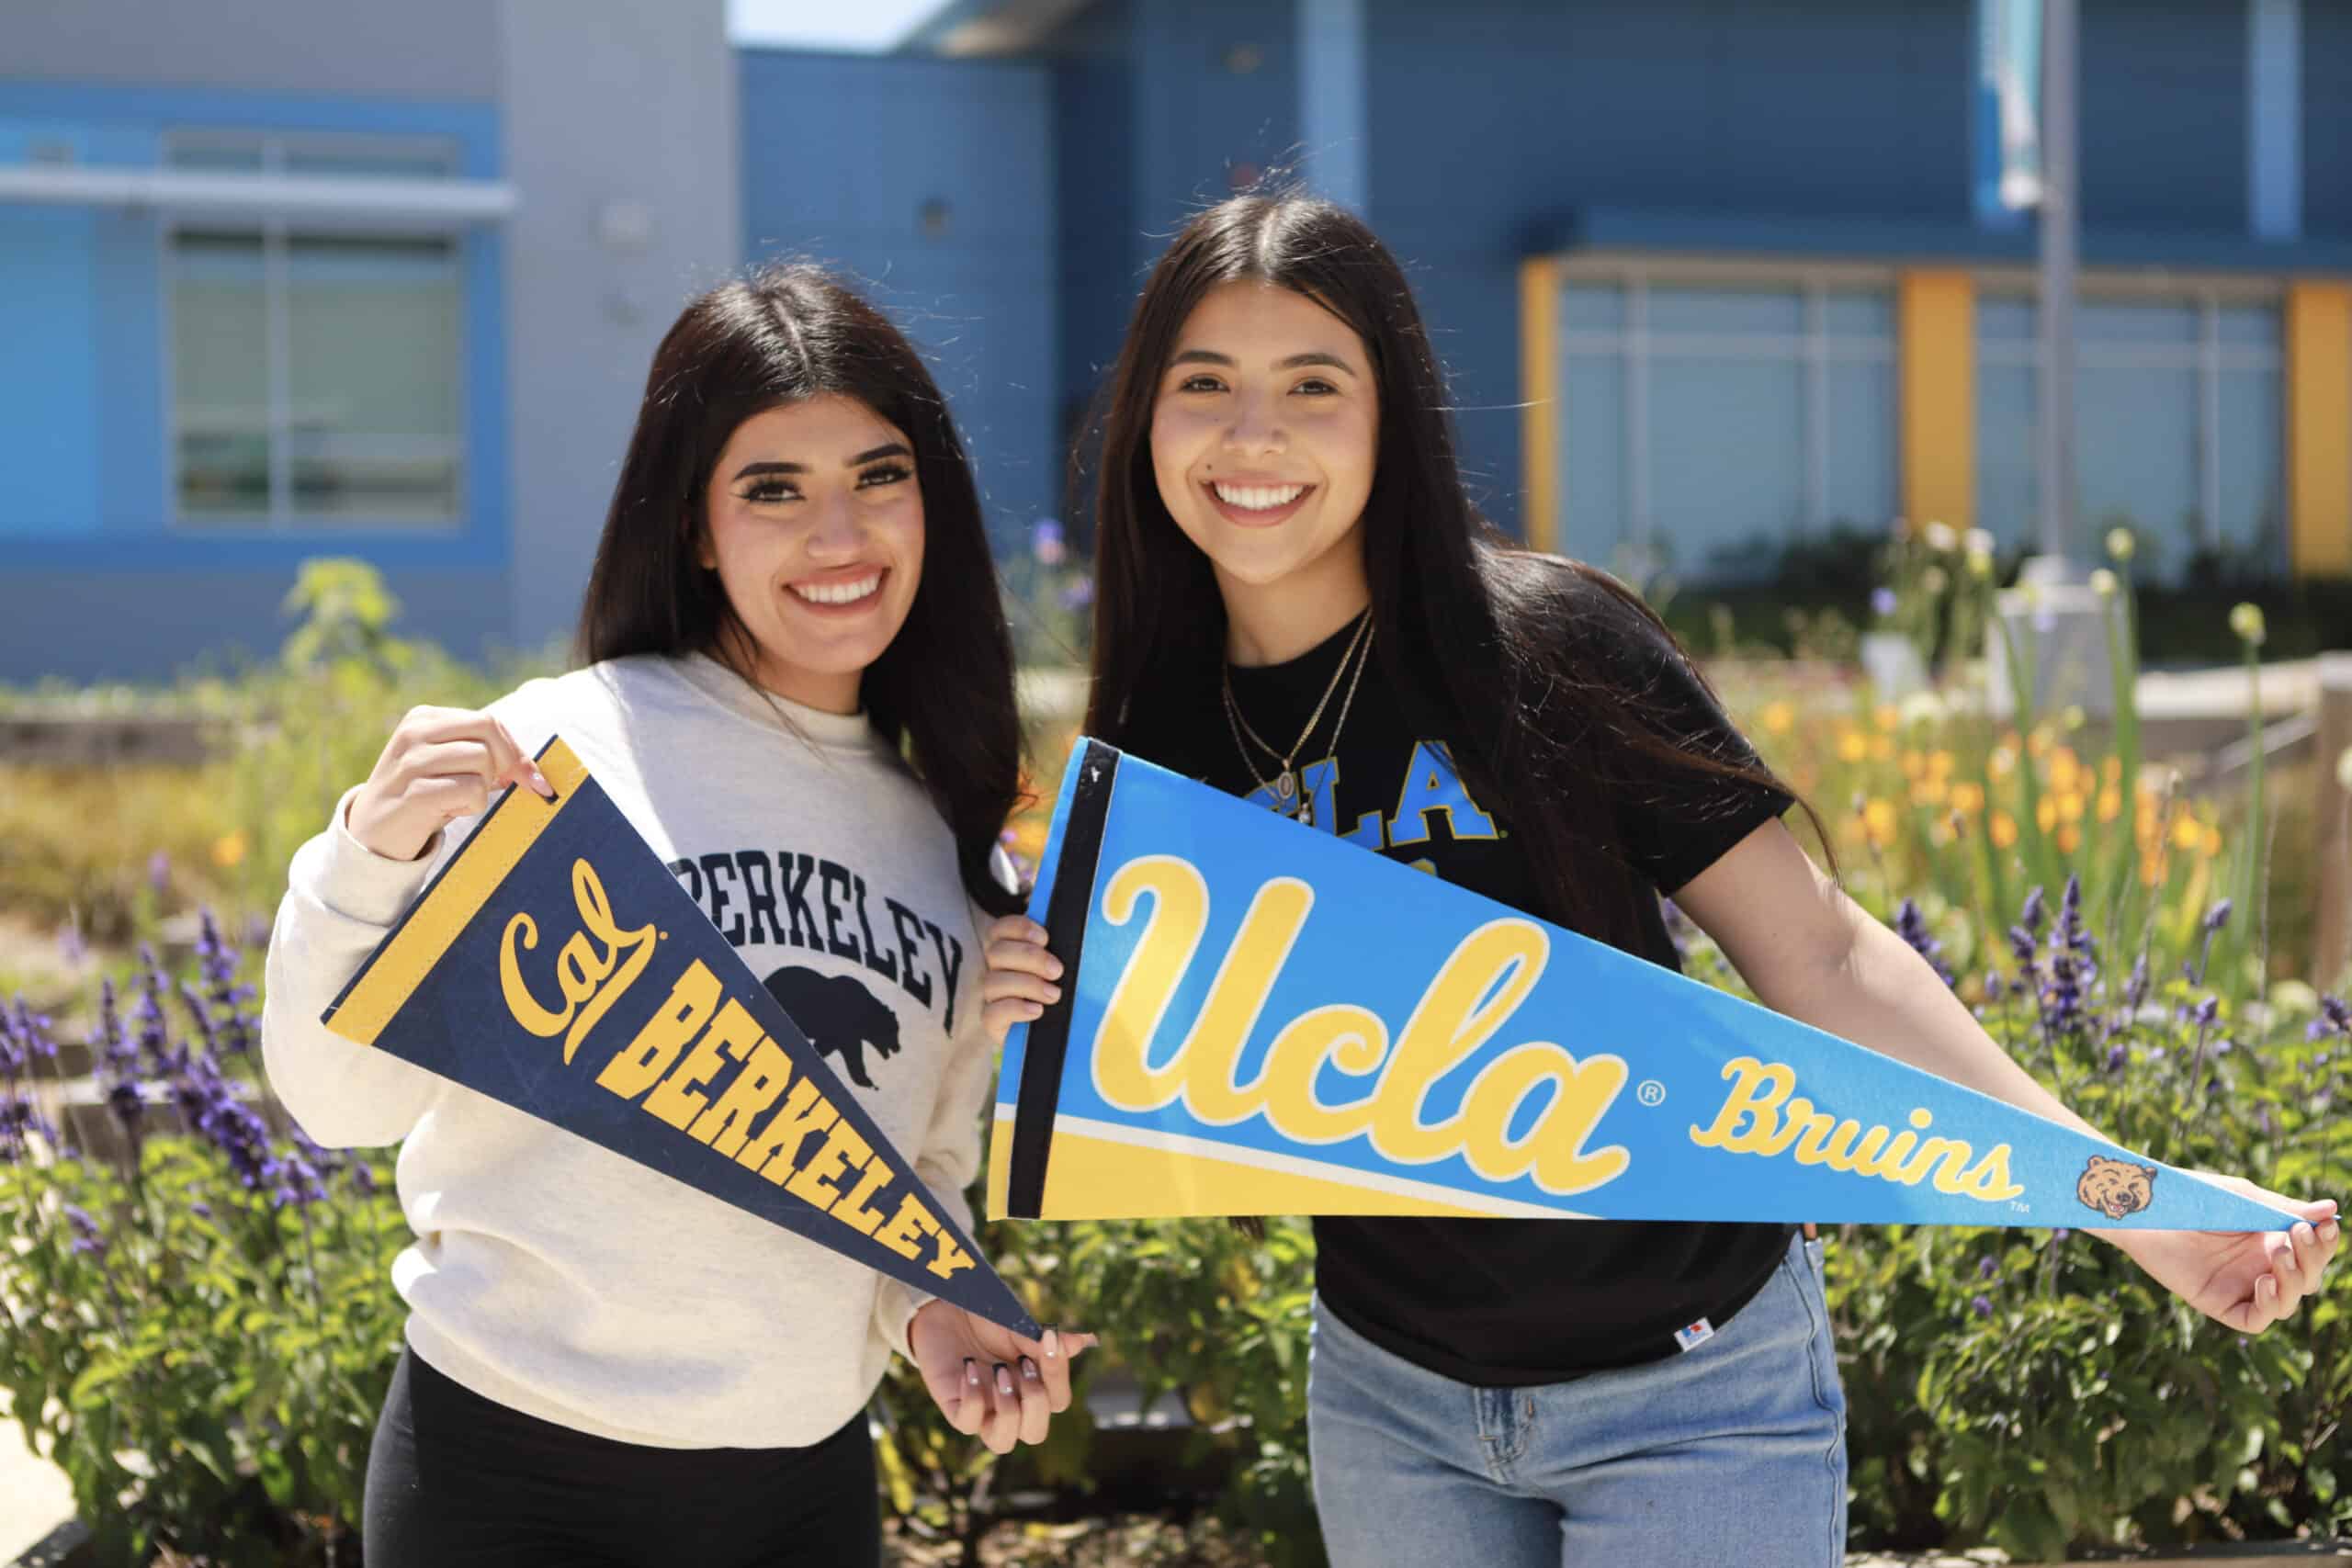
left=978, top=915, right=1063, bottom=1048
left=2111, top=1181, right=2338, bottom=1334
left=346, top=706, right=555, bottom=863
left=907, top=1299, right=1097, bottom=1454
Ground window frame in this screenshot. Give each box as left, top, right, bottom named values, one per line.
left=1555, top=254, right=1901, bottom=575
left=159, top=130, right=471, bottom=534
left=1973, top=266, right=2285, bottom=564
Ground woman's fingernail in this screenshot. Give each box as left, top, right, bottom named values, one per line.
left=1021, top=1357, right=1039, bottom=1382
left=965, top=1359, right=980, bottom=1386
left=1044, top=1328, right=1060, bottom=1359
left=1046, top=985, right=1063, bottom=1001
left=1028, top=1002, right=1045, bottom=1018
left=996, top=1364, right=1015, bottom=1396
left=1049, top=958, right=1066, bottom=978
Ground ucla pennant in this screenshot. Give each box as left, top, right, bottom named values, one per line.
left=322, top=738, right=1038, bottom=1337
left=987, top=740, right=2294, bottom=1233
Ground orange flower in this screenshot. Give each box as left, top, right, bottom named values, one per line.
left=2056, top=824, right=2081, bottom=854
left=1759, top=700, right=1796, bottom=736
left=1837, top=729, right=1868, bottom=763
left=2097, top=786, right=2121, bottom=823
left=1873, top=704, right=1900, bottom=733
left=1949, top=782, right=1985, bottom=815
left=2200, top=824, right=2223, bottom=858
left=1869, top=734, right=1895, bottom=762
left=1862, top=797, right=1899, bottom=845
left=1992, top=811, right=2019, bottom=848
left=211, top=832, right=248, bottom=870
left=2036, top=796, right=2059, bottom=832
left=2173, top=815, right=2205, bottom=851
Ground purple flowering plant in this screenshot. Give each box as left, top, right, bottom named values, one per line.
left=0, top=915, right=405, bottom=1565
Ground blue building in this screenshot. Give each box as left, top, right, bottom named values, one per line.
left=5, top=0, right=2348, bottom=682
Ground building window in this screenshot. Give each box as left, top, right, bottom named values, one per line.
left=165, top=134, right=465, bottom=527
left=1974, top=285, right=2283, bottom=576
left=1555, top=268, right=1897, bottom=581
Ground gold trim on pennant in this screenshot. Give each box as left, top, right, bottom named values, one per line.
left=324, top=739, right=591, bottom=1048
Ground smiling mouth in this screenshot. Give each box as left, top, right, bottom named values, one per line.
left=1205, top=480, right=1314, bottom=524
left=788, top=570, right=885, bottom=607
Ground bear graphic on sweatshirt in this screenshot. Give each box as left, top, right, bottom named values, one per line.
left=763, top=965, right=903, bottom=1091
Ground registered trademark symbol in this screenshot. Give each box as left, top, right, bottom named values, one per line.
left=1636, top=1080, right=1667, bottom=1107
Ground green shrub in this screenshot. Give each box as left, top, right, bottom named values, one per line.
left=2, top=927, right=405, bottom=1566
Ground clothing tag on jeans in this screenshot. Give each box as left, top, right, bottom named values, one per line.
left=1673, top=1317, right=1716, bottom=1352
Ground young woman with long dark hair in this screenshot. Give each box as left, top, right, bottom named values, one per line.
left=980, top=194, right=2337, bottom=1566
left=264, top=264, right=1091, bottom=1568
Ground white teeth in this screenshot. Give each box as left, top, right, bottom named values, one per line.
left=1213, top=481, right=1306, bottom=512
left=791, top=573, right=881, bottom=606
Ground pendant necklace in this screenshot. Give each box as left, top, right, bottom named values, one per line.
left=1221, top=609, right=1375, bottom=827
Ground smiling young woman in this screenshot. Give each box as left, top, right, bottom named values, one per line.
left=262, top=265, right=1091, bottom=1568
left=975, top=193, right=2340, bottom=1568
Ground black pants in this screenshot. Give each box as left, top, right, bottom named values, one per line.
left=364, top=1348, right=881, bottom=1568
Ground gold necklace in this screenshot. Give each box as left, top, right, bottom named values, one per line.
left=1221, top=613, right=1375, bottom=825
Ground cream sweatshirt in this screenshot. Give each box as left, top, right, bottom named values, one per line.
left=262, top=652, right=1001, bottom=1449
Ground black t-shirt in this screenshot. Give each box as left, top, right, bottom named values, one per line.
left=1127, top=568, right=1797, bottom=1387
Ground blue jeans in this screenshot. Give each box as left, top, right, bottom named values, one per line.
left=1307, top=1234, right=1847, bottom=1567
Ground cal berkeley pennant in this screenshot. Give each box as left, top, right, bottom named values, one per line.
left=321, top=738, right=1038, bottom=1337
left=987, top=740, right=2294, bottom=1233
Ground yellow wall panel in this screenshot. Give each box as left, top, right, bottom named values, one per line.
left=1899, top=270, right=1975, bottom=536
left=1521, top=256, right=1561, bottom=555
left=2288, top=281, right=2352, bottom=578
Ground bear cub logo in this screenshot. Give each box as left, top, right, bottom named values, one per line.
left=2076, top=1154, right=2157, bottom=1219
left=763, top=966, right=902, bottom=1090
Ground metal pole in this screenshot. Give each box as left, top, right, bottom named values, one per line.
left=2033, top=0, right=2078, bottom=572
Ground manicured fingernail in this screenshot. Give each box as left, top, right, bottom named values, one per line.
left=995, top=1364, right=1015, bottom=1396
left=1021, top=1357, right=1039, bottom=1382
left=965, top=1359, right=980, bottom=1386
left=530, top=767, right=556, bottom=799
left=1044, top=1328, right=1060, bottom=1359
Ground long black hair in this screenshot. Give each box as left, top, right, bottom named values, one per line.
left=1082, top=192, right=1827, bottom=949
left=578, top=263, right=1023, bottom=917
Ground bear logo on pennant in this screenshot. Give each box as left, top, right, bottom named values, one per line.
left=2075, top=1154, right=2158, bottom=1219
left=763, top=966, right=902, bottom=1091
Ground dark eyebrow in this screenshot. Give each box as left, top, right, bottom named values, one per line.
left=1276, top=351, right=1358, bottom=376
left=1168, top=348, right=1358, bottom=377
left=730, top=442, right=910, bottom=483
